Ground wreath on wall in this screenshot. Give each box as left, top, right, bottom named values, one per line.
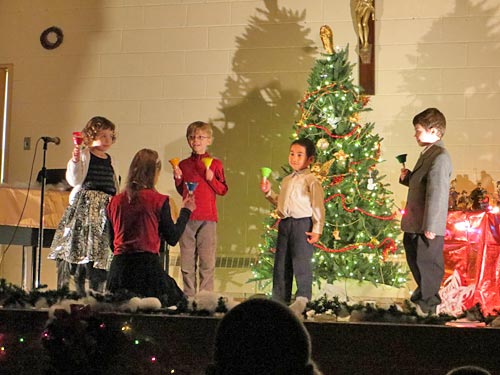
left=40, top=26, right=64, bottom=50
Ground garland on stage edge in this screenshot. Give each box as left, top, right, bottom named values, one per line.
left=1, top=278, right=499, bottom=324
left=0, top=278, right=230, bottom=316
left=305, top=295, right=500, bottom=326
left=1, top=280, right=500, bottom=373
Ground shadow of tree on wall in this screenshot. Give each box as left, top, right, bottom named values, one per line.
left=208, top=0, right=316, bottom=283
left=394, top=0, right=500, bottom=198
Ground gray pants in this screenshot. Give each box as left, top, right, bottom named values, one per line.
left=272, top=217, right=314, bottom=303
left=403, top=232, right=444, bottom=313
left=179, top=220, right=217, bottom=297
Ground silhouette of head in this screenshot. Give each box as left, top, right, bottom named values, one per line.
left=446, top=366, right=491, bottom=375
left=206, top=298, right=321, bottom=375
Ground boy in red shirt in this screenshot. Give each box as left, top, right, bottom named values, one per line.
left=173, top=121, right=228, bottom=297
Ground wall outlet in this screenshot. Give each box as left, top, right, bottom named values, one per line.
left=23, top=137, right=31, bottom=150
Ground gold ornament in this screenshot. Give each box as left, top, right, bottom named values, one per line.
left=333, top=229, right=341, bottom=240
left=349, top=113, right=359, bottom=123
left=360, top=94, right=370, bottom=106
left=319, top=158, right=335, bottom=176
left=311, top=163, right=321, bottom=174
left=316, top=138, right=330, bottom=150
left=370, top=238, right=379, bottom=246
left=319, top=25, right=334, bottom=54
left=334, top=149, right=348, bottom=160
left=297, top=120, right=305, bottom=128
left=270, top=211, right=280, bottom=220
left=311, top=159, right=336, bottom=184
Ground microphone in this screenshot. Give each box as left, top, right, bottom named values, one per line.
left=41, top=136, right=61, bottom=145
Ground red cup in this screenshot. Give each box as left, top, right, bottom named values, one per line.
left=72, top=131, right=83, bottom=146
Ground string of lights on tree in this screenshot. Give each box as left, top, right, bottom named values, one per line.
left=251, top=45, right=408, bottom=290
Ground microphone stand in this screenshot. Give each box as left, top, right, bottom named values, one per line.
left=35, top=139, right=49, bottom=288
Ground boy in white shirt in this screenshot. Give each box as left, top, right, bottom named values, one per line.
left=261, top=138, right=325, bottom=310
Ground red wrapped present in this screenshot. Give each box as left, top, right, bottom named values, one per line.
left=441, top=211, right=500, bottom=315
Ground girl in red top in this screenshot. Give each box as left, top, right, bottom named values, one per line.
left=107, top=149, right=195, bottom=306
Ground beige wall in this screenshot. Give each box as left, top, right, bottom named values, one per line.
left=1, top=0, right=499, bottom=296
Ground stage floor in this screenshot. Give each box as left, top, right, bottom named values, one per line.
left=0, top=308, right=499, bottom=375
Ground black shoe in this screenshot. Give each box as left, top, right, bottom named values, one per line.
left=410, top=287, right=422, bottom=303
left=414, top=302, right=437, bottom=317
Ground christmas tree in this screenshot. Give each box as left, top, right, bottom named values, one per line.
left=252, top=39, right=408, bottom=292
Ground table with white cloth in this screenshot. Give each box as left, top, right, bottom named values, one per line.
left=0, top=186, right=70, bottom=289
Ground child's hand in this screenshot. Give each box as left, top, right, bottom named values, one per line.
left=72, top=146, right=81, bottom=163
left=183, top=195, right=196, bottom=212
left=424, top=231, right=436, bottom=240
left=400, top=168, right=410, bottom=181
left=305, top=232, right=320, bottom=244
left=174, top=167, right=182, bottom=180
left=205, top=168, right=214, bottom=181
left=260, top=179, right=271, bottom=193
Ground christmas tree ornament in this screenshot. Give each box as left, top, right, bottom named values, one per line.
left=349, top=113, right=359, bottom=123
left=367, top=179, right=376, bottom=190
left=367, top=170, right=376, bottom=190
left=327, top=116, right=341, bottom=128
left=334, top=149, right=348, bottom=160
left=311, top=164, right=321, bottom=174
left=316, top=138, right=330, bottom=150
left=319, top=159, right=335, bottom=176
left=360, top=94, right=370, bottom=106
left=334, top=149, right=349, bottom=172
left=333, top=228, right=341, bottom=240
left=270, top=211, right=280, bottom=220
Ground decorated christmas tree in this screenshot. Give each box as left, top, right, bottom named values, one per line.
left=252, top=31, right=408, bottom=292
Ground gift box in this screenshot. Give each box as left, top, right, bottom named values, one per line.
left=441, top=211, right=500, bottom=315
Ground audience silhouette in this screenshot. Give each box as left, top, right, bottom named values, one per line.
left=206, top=298, right=323, bottom=375
left=446, top=365, right=491, bottom=375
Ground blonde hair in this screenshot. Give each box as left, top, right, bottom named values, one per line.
left=186, top=121, right=213, bottom=138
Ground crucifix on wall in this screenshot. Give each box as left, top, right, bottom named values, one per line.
left=352, top=0, right=375, bottom=95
